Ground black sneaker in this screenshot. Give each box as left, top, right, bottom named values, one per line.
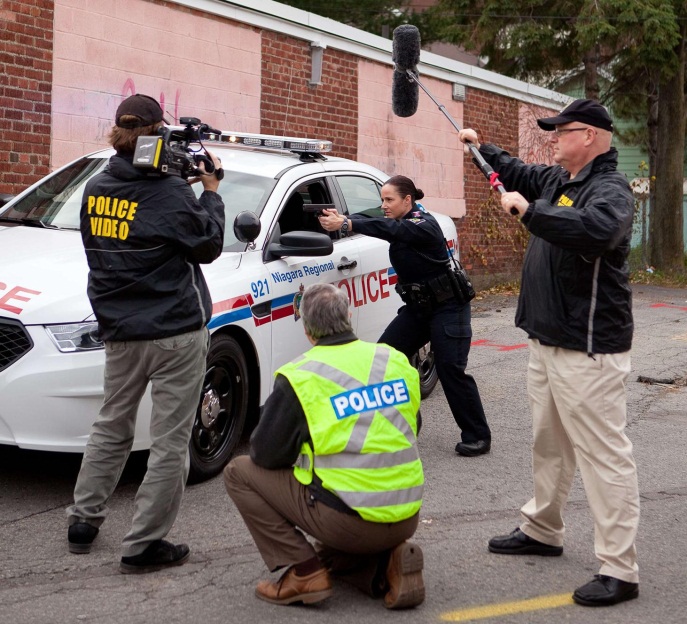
left=68, top=522, right=99, bottom=554
left=488, top=528, right=563, bottom=556
left=119, top=540, right=190, bottom=574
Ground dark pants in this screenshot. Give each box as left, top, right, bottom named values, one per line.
left=379, top=299, right=490, bottom=443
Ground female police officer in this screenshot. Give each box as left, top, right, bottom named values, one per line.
left=319, top=175, right=491, bottom=456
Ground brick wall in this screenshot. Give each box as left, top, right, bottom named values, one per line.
left=459, top=88, right=527, bottom=286
left=261, top=32, right=358, bottom=160
left=1, top=0, right=546, bottom=286
left=0, top=1, right=54, bottom=195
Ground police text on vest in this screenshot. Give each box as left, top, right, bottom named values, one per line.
left=331, top=380, right=409, bottom=419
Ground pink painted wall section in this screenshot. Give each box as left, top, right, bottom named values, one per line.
left=357, top=60, right=465, bottom=218
left=51, top=0, right=261, bottom=167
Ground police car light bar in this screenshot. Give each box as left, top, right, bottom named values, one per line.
left=220, top=132, right=333, bottom=154
left=164, top=125, right=333, bottom=154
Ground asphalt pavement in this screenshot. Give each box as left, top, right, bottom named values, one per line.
left=1, top=284, right=686, bottom=624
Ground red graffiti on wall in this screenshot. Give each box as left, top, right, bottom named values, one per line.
left=121, top=78, right=181, bottom=122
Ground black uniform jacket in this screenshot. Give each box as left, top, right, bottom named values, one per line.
left=80, top=153, right=225, bottom=342
left=250, top=331, right=359, bottom=514
left=480, top=144, right=634, bottom=354
left=350, top=208, right=449, bottom=284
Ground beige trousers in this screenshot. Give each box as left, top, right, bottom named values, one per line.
left=519, top=339, right=639, bottom=584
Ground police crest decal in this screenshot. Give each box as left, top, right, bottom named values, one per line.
left=293, top=284, right=305, bottom=320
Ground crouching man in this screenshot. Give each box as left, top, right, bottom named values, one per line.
left=224, top=283, right=425, bottom=609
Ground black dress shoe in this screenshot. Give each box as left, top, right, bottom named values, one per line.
left=120, top=539, right=190, bottom=574
left=455, top=439, right=491, bottom=456
left=573, top=575, right=638, bottom=607
left=68, top=521, right=99, bottom=554
left=488, top=528, right=563, bottom=556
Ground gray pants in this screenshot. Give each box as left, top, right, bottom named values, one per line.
left=224, top=455, right=419, bottom=593
left=67, top=327, right=209, bottom=557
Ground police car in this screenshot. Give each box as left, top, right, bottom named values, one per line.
left=0, top=130, right=457, bottom=482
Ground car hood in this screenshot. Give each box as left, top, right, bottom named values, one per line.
left=0, top=226, right=92, bottom=325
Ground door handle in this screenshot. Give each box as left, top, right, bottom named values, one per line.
left=337, top=258, right=358, bottom=271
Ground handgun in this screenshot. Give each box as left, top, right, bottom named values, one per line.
left=302, top=203, right=336, bottom=216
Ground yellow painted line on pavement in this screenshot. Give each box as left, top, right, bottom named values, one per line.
left=440, top=592, right=574, bottom=622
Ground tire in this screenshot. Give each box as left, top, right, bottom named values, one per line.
left=412, top=343, right=438, bottom=400
left=188, top=334, right=249, bottom=483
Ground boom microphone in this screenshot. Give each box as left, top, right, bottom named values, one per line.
left=392, top=25, right=421, bottom=73
left=392, top=70, right=419, bottom=118
left=390, top=24, right=514, bottom=211
left=391, top=25, right=421, bottom=118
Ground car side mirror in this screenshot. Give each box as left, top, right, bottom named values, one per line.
left=267, top=231, right=333, bottom=258
left=233, top=211, right=261, bottom=244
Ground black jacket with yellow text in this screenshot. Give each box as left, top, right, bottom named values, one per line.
left=80, top=154, right=225, bottom=341
left=479, top=144, right=634, bottom=354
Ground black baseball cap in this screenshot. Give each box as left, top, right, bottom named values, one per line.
left=537, top=99, right=614, bottom=132
left=115, top=94, right=167, bottom=128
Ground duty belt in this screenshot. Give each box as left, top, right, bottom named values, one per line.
left=395, top=272, right=455, bottom=308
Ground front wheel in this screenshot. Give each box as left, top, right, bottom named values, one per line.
left=412, top=343, right=438, bottom=399
left=188, top=334, right=249, bottom=483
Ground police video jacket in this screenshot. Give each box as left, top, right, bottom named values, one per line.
left=80, top=153, right=225, bottom=342
left=479, top=144, right=634, bottom=354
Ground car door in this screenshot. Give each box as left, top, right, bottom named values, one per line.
left=264, top=175, right=363, bottom=371
left=330, top=174, right=402, bottom=342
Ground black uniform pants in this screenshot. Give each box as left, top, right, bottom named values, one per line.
left=379, top=298, right=491, bottom=443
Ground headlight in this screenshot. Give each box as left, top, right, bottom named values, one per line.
left=45, top=323, right=104, bottom=352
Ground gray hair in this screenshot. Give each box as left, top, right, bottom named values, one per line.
left=300, top=283, right=352, bottom=340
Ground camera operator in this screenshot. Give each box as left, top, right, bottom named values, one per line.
left=65, top=94, right=225, bottom=573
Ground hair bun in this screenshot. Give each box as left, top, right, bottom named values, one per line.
left=415, top=188, right=425, bottom=200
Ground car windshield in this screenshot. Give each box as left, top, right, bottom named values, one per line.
left=0, top=155, right=276, bottom=250
left=0, top=158, right=107, bottom=230
left=194, top=169, right=275, bottom=250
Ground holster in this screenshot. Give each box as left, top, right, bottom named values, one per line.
left=394, top=282, right=433, bottom=315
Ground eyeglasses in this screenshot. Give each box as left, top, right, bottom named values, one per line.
left=553, top=127, right=591, bottom=137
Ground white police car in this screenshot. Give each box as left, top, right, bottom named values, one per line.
left=0, top=130, right=456, bottom=481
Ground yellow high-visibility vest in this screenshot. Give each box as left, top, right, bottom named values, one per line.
left=278, top=339, right=423, bottom=523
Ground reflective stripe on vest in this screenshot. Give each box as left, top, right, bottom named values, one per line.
left=334, top=484, right=425, bottom=509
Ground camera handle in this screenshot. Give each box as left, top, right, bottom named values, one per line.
left=194, top=153, right=224, bottom=180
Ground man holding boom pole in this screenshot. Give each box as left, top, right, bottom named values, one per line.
left=458, top=100, right=640, bottom=608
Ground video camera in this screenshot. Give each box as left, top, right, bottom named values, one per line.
left=132, top=117, right=224, bottom=180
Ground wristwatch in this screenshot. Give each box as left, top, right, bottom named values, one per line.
left=340, top=218, right=349, bottom=236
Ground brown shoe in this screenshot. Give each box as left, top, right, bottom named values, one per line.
left=384, top=542, right=425, bottom=609
left=255, top=566, right=333, bottom=605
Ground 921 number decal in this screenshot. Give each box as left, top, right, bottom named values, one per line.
left=250, top=279, right=270, bottom=299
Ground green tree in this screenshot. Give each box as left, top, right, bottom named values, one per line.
left=276, top=0, right=447, bottom=42
left=433, top=0, right=685, bottom=272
